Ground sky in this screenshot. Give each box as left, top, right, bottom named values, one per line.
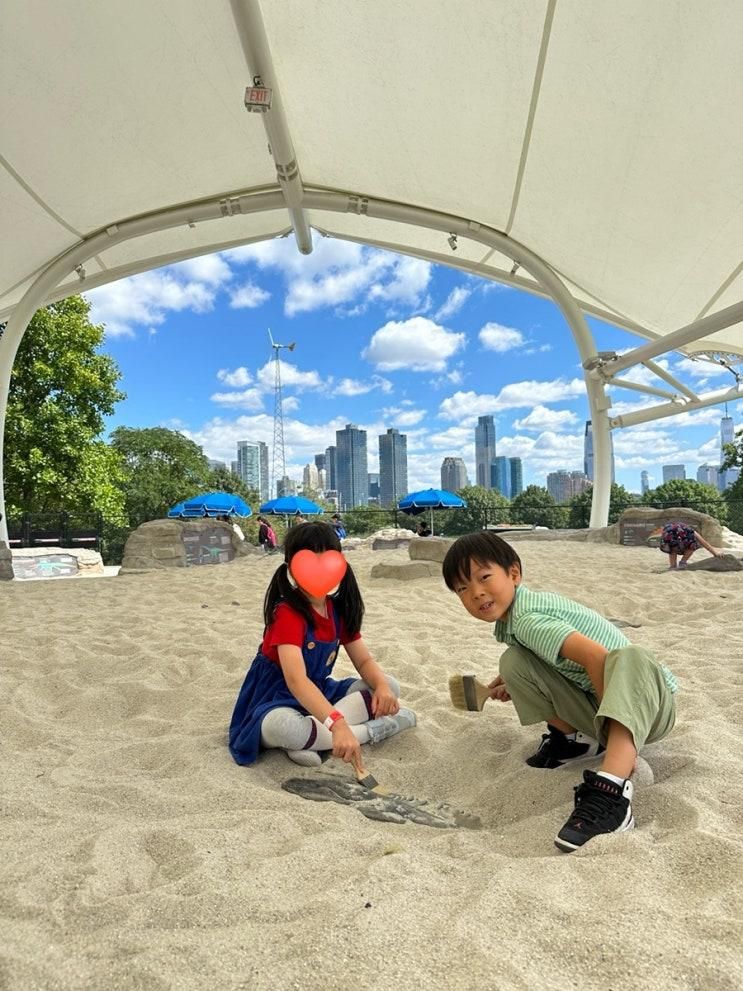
left=85, top=237, right=742, bottom=495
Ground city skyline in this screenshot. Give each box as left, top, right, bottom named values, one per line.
left=86, top=239, right=743, bottom=494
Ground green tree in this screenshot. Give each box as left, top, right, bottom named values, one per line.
left=721, top=426, right=743, bottom=469
left=444, top=485, right=511, bottom=535
left=342, top=504, right=397, bottom=536
left=642, top=478, right=727, bottom=523
left=110, top=426, right=213, bottom=523
left=511, top=484, right=568, bottom=529
left=567, top=482, right=638, bottom=528
left=4, top=296, right=125, bottom=516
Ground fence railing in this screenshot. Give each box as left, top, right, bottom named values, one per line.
left=6, top=512, right=102, bottom=552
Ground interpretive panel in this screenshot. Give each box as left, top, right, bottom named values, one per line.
left=619, top=517, right=698, bottom=546
left=182, top=528, right=235, bottom=566
left=13, top=554, right=80, bottom=579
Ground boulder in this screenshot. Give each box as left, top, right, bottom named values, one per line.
left=370, top=526, right=414, bottom=551
left=617, top=506, right=722, bottom=547
left=0, top=541, right=13, bottom=581
left=10, top=545, right=104, bottom=578
left=408, top=535, right=453, bottom=563
left=370, top=560, right=442, bottom=581
left=683, top=554, right=743, bottom=572
left=120, top=518, right=252, bottom=574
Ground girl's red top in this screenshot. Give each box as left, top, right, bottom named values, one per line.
left=261, top=600, right=361, bottom=663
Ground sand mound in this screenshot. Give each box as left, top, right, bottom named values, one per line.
left=1, top=543, right=742, bottom=990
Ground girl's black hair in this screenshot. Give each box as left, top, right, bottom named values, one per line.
left=263, top=521, right=364, bottom=635
left=442, top=531, right=522, bottom=591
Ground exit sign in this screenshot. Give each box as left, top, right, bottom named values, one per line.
left=244, top=85, right=273, bottom=112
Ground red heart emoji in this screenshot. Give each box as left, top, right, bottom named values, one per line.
left=290, top=549, right=348, bottom=598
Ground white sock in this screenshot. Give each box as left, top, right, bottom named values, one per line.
left=564, top=732, right=577, bottom=741
left=597, top=770, right=625, bottom=787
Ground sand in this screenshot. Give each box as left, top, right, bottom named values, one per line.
left=1, top=541, right=742, bottom=991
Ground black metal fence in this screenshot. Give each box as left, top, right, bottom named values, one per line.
left=6, top=512, right=102, bottom=552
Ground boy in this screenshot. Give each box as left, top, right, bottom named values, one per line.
left=442, top=532, right=677, bottom=852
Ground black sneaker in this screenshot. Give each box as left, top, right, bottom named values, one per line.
left=555, top=770, right=634, bottom=852
left=526, top=726, right=605, bottom=768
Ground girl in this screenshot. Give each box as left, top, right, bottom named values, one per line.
left=656, top=521, right=724, bottom=569
left=229, top=521, right=415, bottom=768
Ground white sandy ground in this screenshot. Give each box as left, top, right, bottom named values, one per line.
left=1, top=542, right=742, bottom=991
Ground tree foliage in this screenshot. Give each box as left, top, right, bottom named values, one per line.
left=721, top=426, right=743, bottom=470
left=511, top=485, right=568, bottom=529
left=641, top=478, right=727, bottom=523
left=444, top=485, right=511, bottom=535
left=110, top=426, right=214, bottom=523
left=4, top=296, right=126, bottom=517
left=567, top=483, right=638, bottom=528
left=207, top=465, right=258, bottom=506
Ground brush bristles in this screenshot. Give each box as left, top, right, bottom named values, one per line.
left=448, top=673, right=488, bottom=711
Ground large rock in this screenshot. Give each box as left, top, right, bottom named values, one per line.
left=370, top=526, right=414, bottom=551
left=11, top=545, right=104, bottom=579
left=408, top=535, right=453, bottom=563
left=0, top=541, right=13, bottom=581
left=120, top=518, right=253, bottom=574
left=683, top=554, right=743, bottom=572
left=370, top=560, right=442, bottom=581
left=618, top=506, right=722, bottom=547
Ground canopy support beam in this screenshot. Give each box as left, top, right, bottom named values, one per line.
left=609, top=378, right=681, bottom=402
left=229, top=0, right=313, bottom=255
left=640, top=359, right=699, bottom=402
left=611, top=381, right=743, bottom=429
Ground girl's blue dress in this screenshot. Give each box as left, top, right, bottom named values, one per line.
left=228, top=603, right=357, bottom=765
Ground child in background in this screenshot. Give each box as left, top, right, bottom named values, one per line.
left=229, top=522, right=415, bottom=768
left=443, top=531, right=677, bottom=852
left=655, top=521, right=724, bottom=569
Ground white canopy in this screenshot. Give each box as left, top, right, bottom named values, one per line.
left=1, top=0, right=742, bottom=536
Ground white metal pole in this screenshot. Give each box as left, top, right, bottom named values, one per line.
left=611, top=382, right=743, bottom=429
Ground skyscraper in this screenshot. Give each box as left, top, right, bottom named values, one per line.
left=324, top=446, right=337, bottom=491
left=697, top=464, right=718, bottom=486
left=314, top=453, right=327, bottom=473
left=302, top=463, right=319, bottom=492
left=335, top=424, right=368, bottom=510
left=509, top=457, right=523, bottom=498
left=475, top=415, right=496, bottom=488
left=379, top=428, right=408, bottom=507
left=662, top=464, right=686, bottom=483
left=490, top=456, right=510, bottom=498
left=236, top=440, right=269, bottom=500
left=640, top=470, right=650, bottom=494
left=719, top=413, right=739, bottom=491
left=368, top=473, right=380, bottom=503
left=440, top=457, right=468, bottom=491
left=584, top=420, right=615, bottom=484
left=547, top=470, right=573, bottom=503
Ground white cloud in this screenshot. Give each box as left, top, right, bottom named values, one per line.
left=435, top=286, right=472, bottom=320
left=438, top=379, right=585, bottom=422
left=255, top=359, right=328, bottom=392
left=224, top=238, right=431, bottom=317
left=479, top=322, right=525, bottom=353
left=334, top=375, right=392, bottom=397
left=229, top=282, right=271, bottom=309
left=512, top=406, right=580, bottom=432
left=209, top=388, right=264, bottom=411
left=86, top=270, right=215, bottom=338
left=217, top=367, right=252, bottom=387
left=381, top=405, right=427, bottom=428
left=171, top=255, right=233, bottom=286
left=363, top=317, right=465, bottom=372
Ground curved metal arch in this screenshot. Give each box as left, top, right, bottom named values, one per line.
left=0, top=185, right=614, bottom=546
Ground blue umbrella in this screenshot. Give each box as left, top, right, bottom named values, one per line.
left=397, top=488, right=467, bottom=535
left=168, top=492, right=253, bottom=518
left=259, top=495, right=323, bottom=518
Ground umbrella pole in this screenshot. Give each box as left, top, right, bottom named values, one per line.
left=430, top=507, right=434, bottom=536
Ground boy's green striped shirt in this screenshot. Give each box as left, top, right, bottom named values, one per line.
left=494, top=585, right=678, bottom=695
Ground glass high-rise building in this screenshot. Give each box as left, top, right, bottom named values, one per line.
left=236, top=440, right=269, bottom=500
left=314, top=453, right=327, bottom=473
left=441, top=456, right=468, bottom=491
left=640, top=470, right=650, bottom=494
left=335, top=424, right=368, bottom=510
left=662, top=464, right=686, bottom=483
left=697, top=464, right=718, bottom=486
left=475, top=415, right=496, bottom=488
left=719, top=414, right=739, bottom=491
left=584, top=420, right=615, bottom=484
left=509, top=457, right=523, bottom=497
left=368, top=473, right=380, bottom=503
left=379, top=428, right=408, bottom=507
left=490, top=456, right=510, bottom=498
left=324, top=446, right=337, bottom=490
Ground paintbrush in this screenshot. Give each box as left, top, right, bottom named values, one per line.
left=352, top=756, right=389, bottom=795
left=448, top=672, right=491, bottom=711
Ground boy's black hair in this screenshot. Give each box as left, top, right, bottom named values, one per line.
left=442, top=531, right=522, bottom=591
left=263, top=521, right=364, bottom=635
